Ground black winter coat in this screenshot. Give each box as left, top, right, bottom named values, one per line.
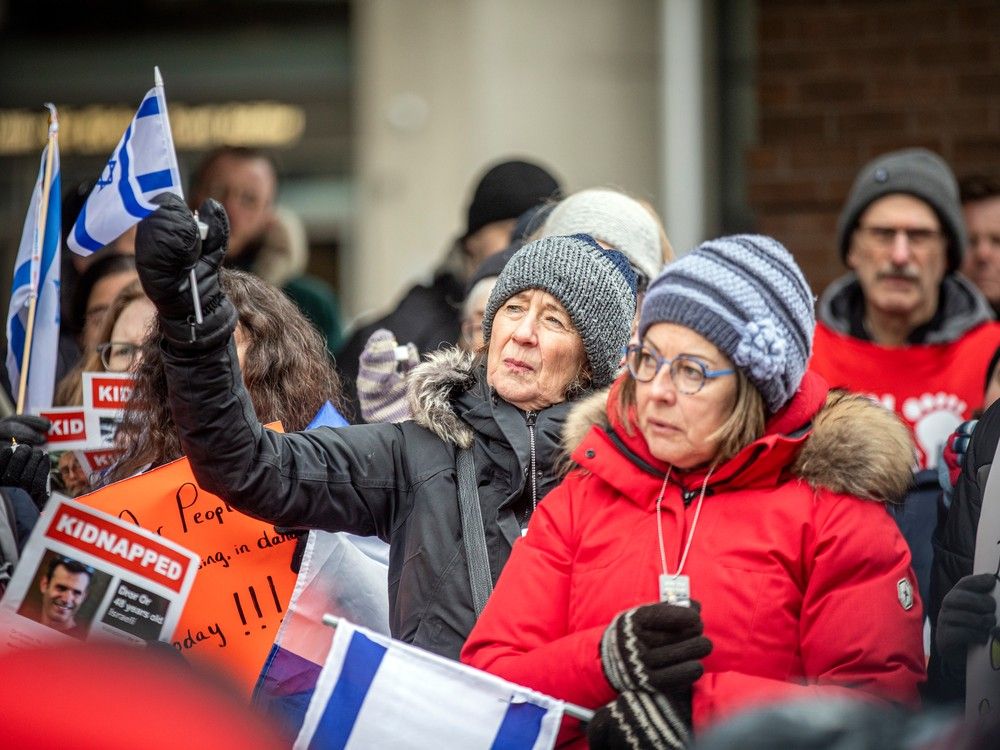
left=163, top=343, right=575, bottom=660
left=927, top=398, right=1000, bottom=702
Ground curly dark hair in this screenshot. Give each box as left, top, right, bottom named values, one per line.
left=105, top=269, right=346, bottom=484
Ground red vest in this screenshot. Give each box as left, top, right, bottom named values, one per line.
left=810, top=321, right=1000, bottom=469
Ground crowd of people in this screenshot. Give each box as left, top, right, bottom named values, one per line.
left=1, top=146, right=999, bottom=748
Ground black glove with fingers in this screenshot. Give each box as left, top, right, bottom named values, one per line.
left=936, top=572, right=998, bottom=662
left=134, top=192, right=237, bottom=351
left=0, top=414, right=51, bottom=447
left=587, top=689, right=690, bottom=750
left=0, top=444, right=51, bottom=510
left=601, top=601, right=712, bottom=696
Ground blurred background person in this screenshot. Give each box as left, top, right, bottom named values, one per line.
left=52, top=279, right=151, bottom=496
left=540, top=187, right=673, bottom=295
left=959, top=174, right=1000, bottom=316
left=55, top=279, right=149, bottom=407
left=189, top=145, right=345, bottom=356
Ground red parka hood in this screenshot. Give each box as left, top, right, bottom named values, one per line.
left=565, top=371, right=915, bottom=509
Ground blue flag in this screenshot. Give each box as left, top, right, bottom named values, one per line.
left=6, top=112, right=61, bottom=413
left=67, top=69, right=182, bottom=255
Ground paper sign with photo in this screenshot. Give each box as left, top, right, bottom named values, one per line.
left=0, top=495, right=198, bottom=652
left=82, top=372, right=134, bottom=448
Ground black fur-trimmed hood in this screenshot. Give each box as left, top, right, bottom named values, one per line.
left=406, top=347, right=478, bottom=449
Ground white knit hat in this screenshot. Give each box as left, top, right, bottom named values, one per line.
left=541, top=188, right=664, bottom=282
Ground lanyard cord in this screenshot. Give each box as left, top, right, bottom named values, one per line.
left=656, top=463, right=715, bottom=579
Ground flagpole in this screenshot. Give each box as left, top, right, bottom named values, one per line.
left=16, top=104, right=58, bottom=415
left=153, top=66, right=204, bottom=329
left=321, top=614, right=596, bottom=723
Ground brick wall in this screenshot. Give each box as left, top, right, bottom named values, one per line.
left=747, top=0, right=1000, bottom=294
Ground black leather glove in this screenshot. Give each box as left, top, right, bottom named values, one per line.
left=601, top=602, right=712, bottom=696
left=134, top=192, right=237, bottom=351
left=936, top=572, right=998, bottom=662
left=0, top=415, right=51, bottom=447
left=587, top=690, right=690, bottom=750
left=0, top=444, right=51, bottom=510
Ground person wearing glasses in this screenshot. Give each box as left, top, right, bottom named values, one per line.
left=811, top=148, right=1000, bottom=473
left=810, top=149, right=1000, bottom=664
left=55, top=280, right=151, bottom=408
left=462, top=236, right=925, bottom=749
left=32, top=556, right=93, bottom=639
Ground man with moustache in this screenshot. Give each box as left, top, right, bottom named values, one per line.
left=810, top=149, right=1000, bottom=610
left=33, top=557, right=93, bottom=639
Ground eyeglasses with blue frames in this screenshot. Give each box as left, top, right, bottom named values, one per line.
left=625, top=344, right=734, bottom=394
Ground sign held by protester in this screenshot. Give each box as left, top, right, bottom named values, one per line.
left=0, top=495, right=198, bottom=650
left=79, top=434, right=297, bottom=698
left=82, top=371, right=133, bottom=448
left=36, top=406, right=89, bottom=450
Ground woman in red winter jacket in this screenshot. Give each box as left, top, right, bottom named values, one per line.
left=461, top=235, right=926, bottom=749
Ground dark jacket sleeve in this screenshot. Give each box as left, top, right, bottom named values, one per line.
left=927, top=401, right=1000, bottom=702
left=161, top=337, right=414, bottom=540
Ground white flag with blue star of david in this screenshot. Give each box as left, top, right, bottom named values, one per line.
left=67, top=70, right=182, bottom=255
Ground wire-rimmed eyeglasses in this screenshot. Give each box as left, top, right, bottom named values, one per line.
left=625, top=344, right=734, bottom=395
left=96, top=341, right=140, bottom=372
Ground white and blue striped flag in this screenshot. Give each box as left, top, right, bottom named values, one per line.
left=295, top=620, right=564, bottom=750
left=67, top=68, right=182, bottom=256
left=6, top=112, right=61, bottom=413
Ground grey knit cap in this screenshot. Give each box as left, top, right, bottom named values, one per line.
left=542, top=188, right=664, bottom=282
left=837, top=148, right=966, bottom=271
left=483, top=234, right=637, bottom=389
left=638, top=235, right=815, bottom=415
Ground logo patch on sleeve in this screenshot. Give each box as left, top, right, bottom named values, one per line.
left=897, top=578, right=914, bottom=611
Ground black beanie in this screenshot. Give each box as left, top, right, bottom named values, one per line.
left=462, top=160, right=561, bottom=240
left=836, top=148, right=966, bottom=272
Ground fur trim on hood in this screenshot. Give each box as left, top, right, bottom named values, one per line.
left=791, top=390, right=914, bottom=503
left=407, top=347, right=477, bottom=449
left=562, top=387, right=915, bottom=504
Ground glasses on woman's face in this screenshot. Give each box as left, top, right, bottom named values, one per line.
left=625, top=344, right=734, bottom=395
left=96, top=341, right=140, bottom=372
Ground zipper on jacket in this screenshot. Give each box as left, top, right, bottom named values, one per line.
left=526, top=411, right=538, bottom=515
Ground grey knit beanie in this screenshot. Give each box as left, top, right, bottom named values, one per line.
left=541, top=189, right=665, bottom=283
left=837, top=148, right=966, bottom=271
left=483, top=234, right=637, bottom=389
left=638, top=235, right=815, bottom=415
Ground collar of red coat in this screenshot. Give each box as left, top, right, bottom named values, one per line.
left=571, top=371, right=831, bottom=505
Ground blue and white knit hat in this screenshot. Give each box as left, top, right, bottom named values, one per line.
left=638, top=235, right=815, bottom=414
left=483, top=234, right=637, bottom=389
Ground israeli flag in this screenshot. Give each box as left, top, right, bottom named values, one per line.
left=6, top=116, right=61, bottom=413
left=67, top=70, right=182, bottom=255
left=296, top=620, right=564, bottom=750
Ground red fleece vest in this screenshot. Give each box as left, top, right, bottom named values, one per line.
left=810, top=321, right=1000, bottom=469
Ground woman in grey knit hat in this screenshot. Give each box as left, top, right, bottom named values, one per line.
left=130, top=192, right=637, bottom=662
left=464, top=234, right=925, bottom=749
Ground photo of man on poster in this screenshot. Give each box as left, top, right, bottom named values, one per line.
left=31, top=556, right=94, bottom=639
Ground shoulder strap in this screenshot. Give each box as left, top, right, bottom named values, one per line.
left=0, top=489, right=20, bottom=593
left=456, top=447, right=493, bottom=618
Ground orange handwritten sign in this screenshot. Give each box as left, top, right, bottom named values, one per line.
left=78, top=440, right=296, bottom=698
